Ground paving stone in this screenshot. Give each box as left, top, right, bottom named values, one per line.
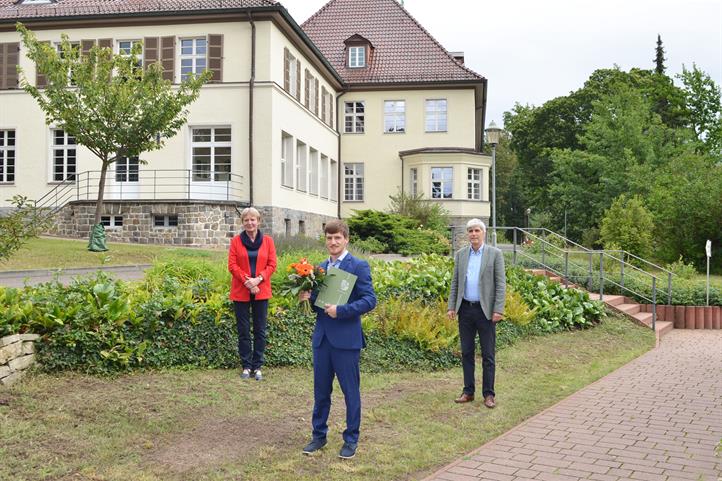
left=421, top=330, right=722, bottom=481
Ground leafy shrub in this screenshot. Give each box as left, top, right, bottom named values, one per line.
left=504, top=289, right=536, bottom=326
left=600, top=194, right=655, bottom=259
left=347, top=210, right=449, bottom=256
left=387, top=189, right=449, bottom=233
left=372, top=254, right=453, bottom=302
left=665, top=256, right=698, bottom=280
left=351, top=237, right=387, bottom=254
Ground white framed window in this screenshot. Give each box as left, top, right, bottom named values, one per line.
left=344, top=163, right=364, bottom=201
left=100, top=215, right=123, bottom=228
left=309, top=148, right=319, bottom=195
left=308, top=76, right=317, bottom=114
left=348, top=46, right=366, bottom=68
left=410, top=168, right=418, bottom=196
left=384, top=100, right=405, bottom=133
left=425, top=99, right=448, bottom=132
left=325, top=92, right=333, bottom=128
left=281, top=132, right=294, bottom=188
left=320, top=154, right=329, bottom=199
left=296, top=140, right=307, bottom=192
left=288, top=52, right=299, bottom=98
left=180, top=38, right=207, bottom=82
left=330, top=159, right=338, bottom=201
left=51, top=129, right=76, bottom=182
left=467, top=168, right=482, bottom=200
left=117, top=40, right=143, bottom=71
left=344, top=101, right=365, bottom=133
left=431, top=167, right=453, bottom=199
left=190, top=127, right=231, bottom=181
left=154, top=215, right=178, bottom=227
left=0, top=129, right=15, bottom=183
left=115, top=156, right=139, bottom=182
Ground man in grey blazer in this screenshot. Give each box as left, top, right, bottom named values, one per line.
left=447, top=219, right=506, bottom=408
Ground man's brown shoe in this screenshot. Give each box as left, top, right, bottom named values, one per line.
left=454, top=393, right=474, bottom=403
left=484, top=395, right=496, bottom=408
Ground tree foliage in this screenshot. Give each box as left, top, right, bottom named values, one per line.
left=599, top=195, right=655, bottom=259
left=677, top=63, right=722, bottom=158
left=16, top=24, right=211, bottom=246
left=0, top=196, right=51, bottom=262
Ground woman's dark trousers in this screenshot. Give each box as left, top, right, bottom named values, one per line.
left=233, top=299, right=268, bottom=371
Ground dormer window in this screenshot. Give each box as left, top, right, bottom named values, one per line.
left=16, top=0, right=55, bottom=4
left=348, top=46, right=365, bottom=68
left=344, top=34, right=373, bottom=69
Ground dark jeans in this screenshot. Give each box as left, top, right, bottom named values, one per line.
left=458, top=301, right=496, bottom=397
left=233, top=299, right=268, bottom=371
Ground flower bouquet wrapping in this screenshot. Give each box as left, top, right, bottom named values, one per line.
left=284, top=258, right=325, bottom=314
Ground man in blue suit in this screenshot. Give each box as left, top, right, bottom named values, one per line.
left=299, top=219, right=376, bottom=459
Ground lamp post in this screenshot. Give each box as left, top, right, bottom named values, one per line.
left=485, top=120, right=502, bottom=246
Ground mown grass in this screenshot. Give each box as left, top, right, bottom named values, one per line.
left=0, top=313, right=655, bottom=481
left=0, top=237, right=227, bottom=271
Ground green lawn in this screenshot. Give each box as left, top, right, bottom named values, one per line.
left=0, top=313, right=655, bottom=481
left=0, top=237, right=226, bottom=271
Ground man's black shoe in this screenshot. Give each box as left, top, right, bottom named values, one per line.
left=302, top=438, right=327, bottom=455
left=338, top=442, right=357, bottom=459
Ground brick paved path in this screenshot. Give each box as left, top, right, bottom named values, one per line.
left=422, top=330, right=722, bottom=481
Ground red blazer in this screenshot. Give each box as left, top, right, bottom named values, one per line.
left=228, top=234, right=277, bottom=302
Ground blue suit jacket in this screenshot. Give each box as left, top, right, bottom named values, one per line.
left=311, top=253, right=377, bottom=350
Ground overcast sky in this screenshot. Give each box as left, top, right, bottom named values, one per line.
left=279, top=0, right=722, bottom=128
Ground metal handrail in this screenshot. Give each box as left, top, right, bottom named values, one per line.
left=33, top=169, right=248, bottom=213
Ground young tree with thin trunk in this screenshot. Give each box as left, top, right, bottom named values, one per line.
left=16, top=23, right=211, bottom=251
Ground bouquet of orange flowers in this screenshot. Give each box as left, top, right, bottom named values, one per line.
left=284, top=257, right=326, bottom=314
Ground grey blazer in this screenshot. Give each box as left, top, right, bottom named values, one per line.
left=448, top=243, right=506, bottom=319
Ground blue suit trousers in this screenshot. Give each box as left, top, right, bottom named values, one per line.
left=312, top=335, right=361, bottom=444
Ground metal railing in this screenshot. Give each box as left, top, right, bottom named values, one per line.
left=35, top=169, right=247, bottom=213
left=450, top=226, right=678, bottom=331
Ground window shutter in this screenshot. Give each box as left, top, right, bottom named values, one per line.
left=144, top=37, right=159, bottom=70
left=304, top=69, right=310, bottom=108
left=295, top=59, right=301, bottom=101
left=283, top=48, right=290, bottom=92
left=1, top=43, right=19, bottom=90
left=329, top=93, right=334, bottom=128
left=321, top=86, right=327, bottom=123
left=208, top=34, right=223, bottom=83
left=160, top=36, right=175, bottom=82
left=98, top=38, right=112, bottom=49
left=314, top=79, right=319, bottom=115
left=35, top=40, right=50, bottom=88
left=81, top=39, right=95, bottom=57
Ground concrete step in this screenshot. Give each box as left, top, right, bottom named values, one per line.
left=616, top=303, right=641, bottom=315
left=632, top=311, right=653, bottom=326
left=588, top=293, right=626, bottom=306
left=530, top=269, right=548, bottom=277
left=548, top=276, right=562, bottom=283
left=657, top=321, right=674, bottom=339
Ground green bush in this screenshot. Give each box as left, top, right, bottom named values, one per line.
left=351, top=237, right=387, bottom=254
left=347, top=209, right=450, bottom=256
left=386, top=189, right=450, bottom=233
left=371, top=253, right=453, bottom=302
left=599, top=194, right=655, bottom=259
left=665, top=256, right=698, bottom=280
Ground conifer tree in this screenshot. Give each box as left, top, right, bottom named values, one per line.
left=654, top=34, right=666, bottom=74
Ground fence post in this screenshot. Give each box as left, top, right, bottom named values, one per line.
left=652, top=276, right=657, bottom=331
left=667, top=272, right=672, bottom=305
left=564, top=250, right=569, bottom=288
left=620, top=256, right=625, bottom=290
left=541, top=240, right=546, bottom=269
left=187, top=170, right=191, bottom=200
left=153, top=170, right=157, bottom=200
left=588, top=252, right=593, bottom=291
left=513, top=228, right=518, bottom=266
left=86, top=175, right=90, bottom=200
left=599, top=252, right=604, bottom=301
left=76, top=175, right=80, bottom=201
left=449, top=225, right=455, bottom=257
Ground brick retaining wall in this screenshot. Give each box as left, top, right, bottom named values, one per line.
left=640, top=304, right=721, bottom=329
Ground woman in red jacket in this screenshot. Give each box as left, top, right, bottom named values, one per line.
left=228, top=207, right=277, bottom=381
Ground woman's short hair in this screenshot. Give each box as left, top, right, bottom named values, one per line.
left=466, top=218, right=486, bottom=231
left=240, top=207, right=261, bottom=221
left=324, top=219, right=349, bottom=239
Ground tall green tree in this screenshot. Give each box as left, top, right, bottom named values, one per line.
left=654, top=34, right=666, bottom=75
left=677, top=63, right=722, bottom=158
left=599, top=194, right=655, bottom=258
left=17, top=24, right=212, bottom=251
left=0, top=196, right=51, bottom=262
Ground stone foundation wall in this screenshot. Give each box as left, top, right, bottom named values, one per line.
left=448, top=216, right=490, bottom=251
left=0, top=334, right=39, bottom=387
left=48, top=201, right=338, bottom=247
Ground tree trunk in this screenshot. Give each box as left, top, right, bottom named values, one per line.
left=94, top=162, right=109, bottom=224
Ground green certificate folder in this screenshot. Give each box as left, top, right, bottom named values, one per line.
left=314, top=269, right=357, bottom=308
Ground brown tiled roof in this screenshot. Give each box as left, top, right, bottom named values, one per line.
left=0, top=0, right=277, bottom=21
left=301, top=0, right=484, bottom=85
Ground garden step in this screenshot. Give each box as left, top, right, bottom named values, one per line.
left=548, top=276, right=562, bottom=283
left=632, top=311, right=653, bottom=326
left=616, top=303, right=641, bottom=315
left=587, top=293, right=625, bottom=306
left=657, top=321, right=674, bottom=339
left=530, top=269, right=548, bottom=277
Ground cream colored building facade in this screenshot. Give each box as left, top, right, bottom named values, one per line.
left=0, top=0, right=490, bottom=243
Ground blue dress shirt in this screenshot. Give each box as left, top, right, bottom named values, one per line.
left=464, top=244, right=484, bottom=302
